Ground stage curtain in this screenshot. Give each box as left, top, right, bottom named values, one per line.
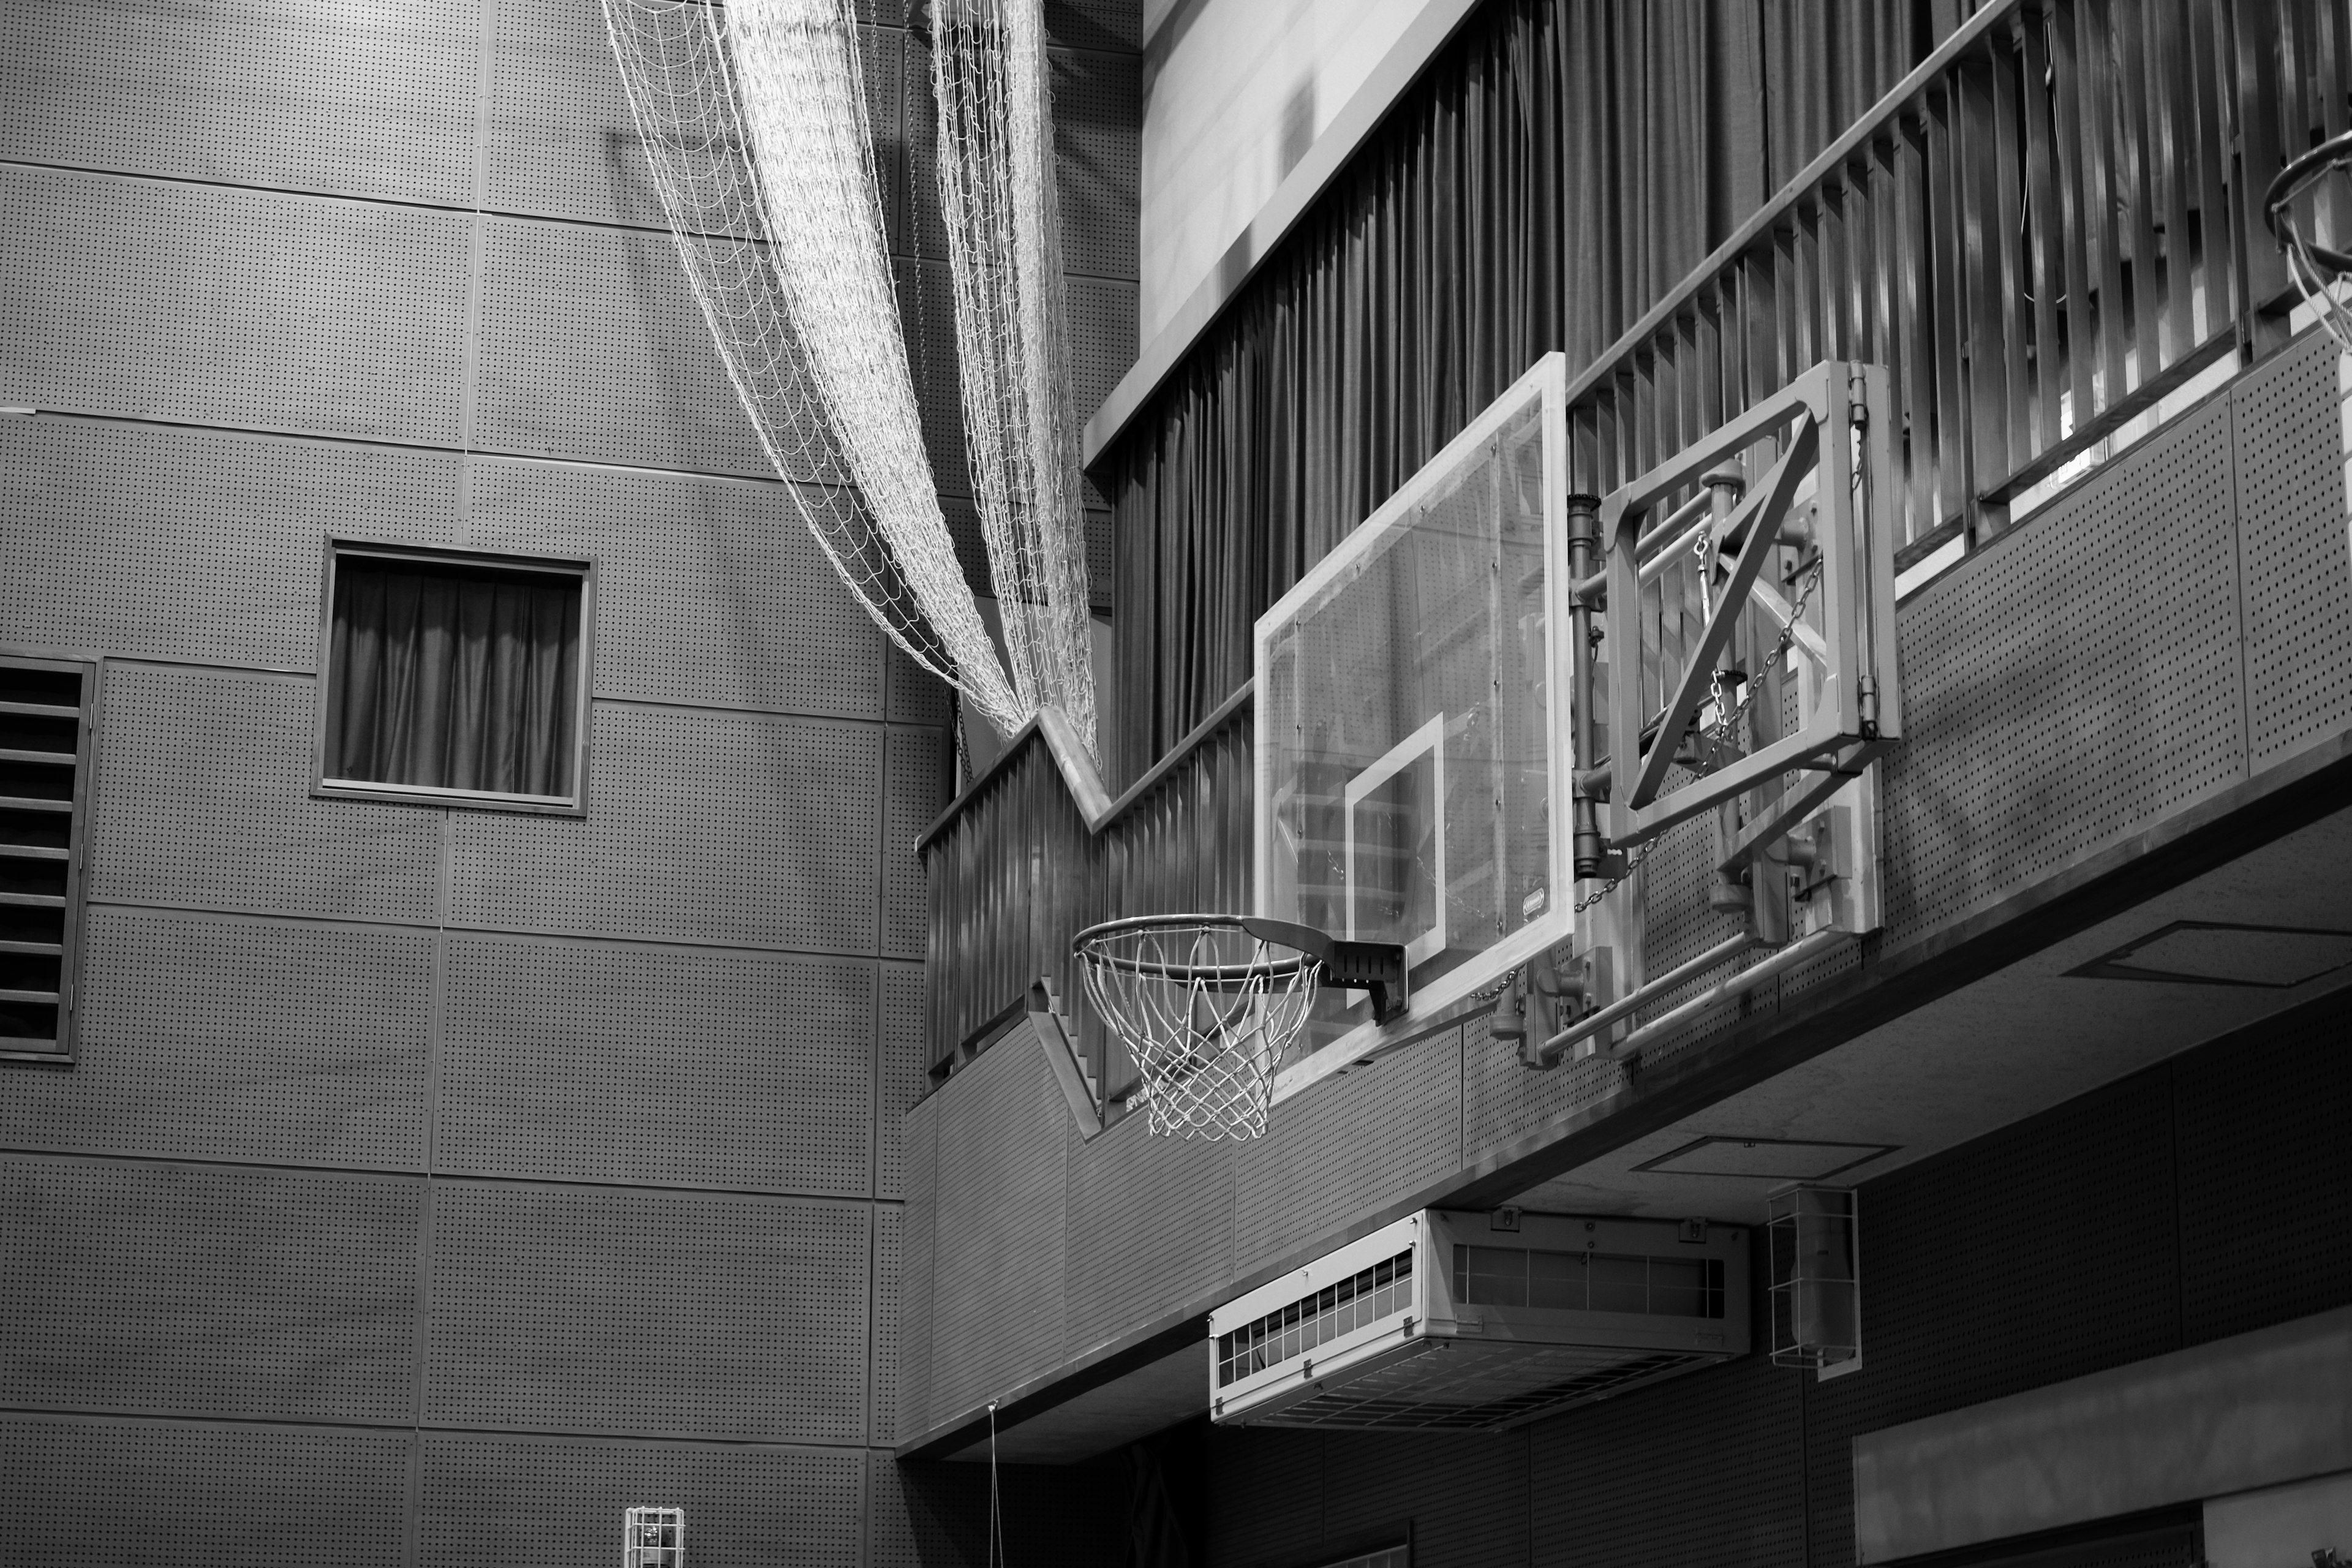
left=325, top=557, right=582, bottom=797
left=1106, top=0, right=1939, bottom=783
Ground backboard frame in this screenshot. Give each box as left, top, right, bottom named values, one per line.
left=1256, top=351, right=1574, bottom=1104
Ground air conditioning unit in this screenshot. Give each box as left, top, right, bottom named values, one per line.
left=1208, top=1209, right=1748, bottom=1431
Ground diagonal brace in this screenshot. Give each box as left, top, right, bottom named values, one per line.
left=1625, top=415, right=1819, bottom=810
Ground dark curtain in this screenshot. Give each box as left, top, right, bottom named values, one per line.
left=1107, top=0, right=1941, bottom=783
left=325, top=558, right=582, bottom=797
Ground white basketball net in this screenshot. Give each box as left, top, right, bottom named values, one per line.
left=1076, top=919, right=1322, bottom=1140
left=932, top=0, right=1099, bottom=747
left=600, top=0, right=1097, bottom=753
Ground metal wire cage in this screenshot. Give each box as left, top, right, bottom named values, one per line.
left=1766, top=1185, right=1860, bottom=1371
left=624, top=1506, right=682, bottom=1568
left=1072, top=914, right=1323, bottom=1140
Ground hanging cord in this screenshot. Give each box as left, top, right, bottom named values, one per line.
left=987, top=1398, right=1006, bottom=1568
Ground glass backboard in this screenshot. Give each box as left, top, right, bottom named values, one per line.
left=1257, top=353, right=1571, bottom=1091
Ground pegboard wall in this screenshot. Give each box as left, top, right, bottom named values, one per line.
left=0, top=165, right=470, bottom=445
left=0, top=0, right=478, bottom=206
left=1882, top=397, right=2247, bottom=944
left=0, top=906, right=433, bottom=1170
left=2233, top=328, right=2352, bottom=771
left=424, top=1182, right=872, bottom=1442
left=0, top=1416, right=410, bottom=1568
left=446, top=703, right=883, bottom=950
left=437, top=934, right=878, bottom=1194
left=0, top=1156, right=422, bottom=1425
left=0, top=0, right=1134, bottom=1555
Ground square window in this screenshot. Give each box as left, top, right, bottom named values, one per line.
left=314, top=541, right=594, bottom=815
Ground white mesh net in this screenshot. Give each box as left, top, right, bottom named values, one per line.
left=1075, top=918, right=1322, bottom=1139
left=932, top=0, right=1099, bottom=753
left=600, top=0, right=1025, bottom=738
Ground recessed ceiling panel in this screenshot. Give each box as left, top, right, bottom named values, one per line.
left=2066, top=921, right=2352, bottom=988
left=1634, top=1137, right=1896, bottom=1180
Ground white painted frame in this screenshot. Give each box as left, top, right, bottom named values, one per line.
left=1256, top=352, right=1573, bottom=1104
left=1341, top=712, right=1448, bottom=968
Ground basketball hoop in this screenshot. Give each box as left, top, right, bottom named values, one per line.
left=2266, top=129, right=2352, bottom=355
left=1072, top=915, right=1325, bottom=1140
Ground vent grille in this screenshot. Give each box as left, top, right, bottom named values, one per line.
left=1454, top=1244, right=1725, bottom=1318
left=1218, top=1248, right=1414, bottom=1387
left=1257, top=1342, right=1713, bottom=1431
left=0, top=657, right=91, bottom=1058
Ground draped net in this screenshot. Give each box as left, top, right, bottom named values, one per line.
left=931, top=0, right=1098, bottom=752
left=600, top=0, right=1099, bottom=756
left=599, top=0, right=1023, bottom=738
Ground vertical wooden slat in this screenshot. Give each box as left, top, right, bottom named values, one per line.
left=2048, top=0, right=2100, bottom=431
left=2079, top=0, right=2131, bottom=410
left=1925, top=83, right=1973, bottom=536
left=2144, top=0, right=2195, bottom=364
left=2235, top=0, right=2290, bottom=311
left=1989, top=27, right=2034, bottom=472
left=2021, top=5, right=2065, bottom=456
left=1954, top=59, right=2009, bottom=513
left=2190, top=0, right=2238, bottom=339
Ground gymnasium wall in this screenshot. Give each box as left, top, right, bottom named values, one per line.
left=0, top=0, right=1136, bottom=1561
left=1189, top=975, right=2352, bottom=1568
left=900, top=324, right=2352, bottom=1451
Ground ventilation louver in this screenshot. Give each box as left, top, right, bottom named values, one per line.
left=1208, top=1210, right=1747, bottom=1431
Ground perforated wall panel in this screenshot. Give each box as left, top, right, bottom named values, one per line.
left=884, top=726, right=949, bottom=960
left=439, top=934, right=875, bottom=1193
left=427, top=1183, right=869, bottom=1440
left=926, top=1036, right=1068, bottom=1430
left=1061, top=1110, right=1233, bottom=1355
left=876, top=962, right=929, bottom=1199
left=1531, top=1353, right=1800, bottom=1568
left=899, top=1093, right=938, bottom=1441
left=2173, top=994, right=2352, bottom=1343
left=421, top=1433, right=865, bottom=1568
left=0, top=1157, right=420, bottom=1422
left=484, top=0, right=676, bottom=233
left=466, top=458, right=890, bottom=720
left=1067, top=274, right=1141, bottom=424
left=1803, top=1072, right=2185, bottom=1567
left=0, top=907, right=431, bottom=1169
left=873, top=1202, right=903, bottom=1442
left=1328, top=1430, right=1531, bottom=1568
left=1461, top=1009, right=1627, bottom=1167
left=872, top=1452, right=989, bottom=1568
left=90, top=665, right=442, bottom=924
left=0, top=0, right=476, bottom=206
left=1202, top=1427, right=1329, bottom=1568
left=1046, top=0, right=1144, bottom=50
left=0, top=167, right=469, bottom=444
left=0, top=1416, right=409, bottom=1568
left=897, top=258, right=973, bottom=496
left=447, top=703, right=878, bottom=950
left=485, top=4, right=906, bottom=245
left=1880, top=401, right=2247, bottom=943
left=0, top=420, right=463, bottom=669
left=1230, top=1024, right=1461, bottom=1275
left=473, top=217, right=772, bottom=477
left=888, top=641, right=957, bottom=729
left=2233, top=328, right=2352, bottom=770
left=1051, top=48, right=1142, bottom=281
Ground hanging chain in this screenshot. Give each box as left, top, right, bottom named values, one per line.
left=1700, top=549, right=1825, bottom=774
left=1574, top=835, right=1655, bottom=913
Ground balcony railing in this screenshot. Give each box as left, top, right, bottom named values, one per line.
left=1563, top=0, right=2345, bottom=570
left=917, top=687, right=1253, bottom=1098
left=919, top=0, right=2349, bottom=1085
